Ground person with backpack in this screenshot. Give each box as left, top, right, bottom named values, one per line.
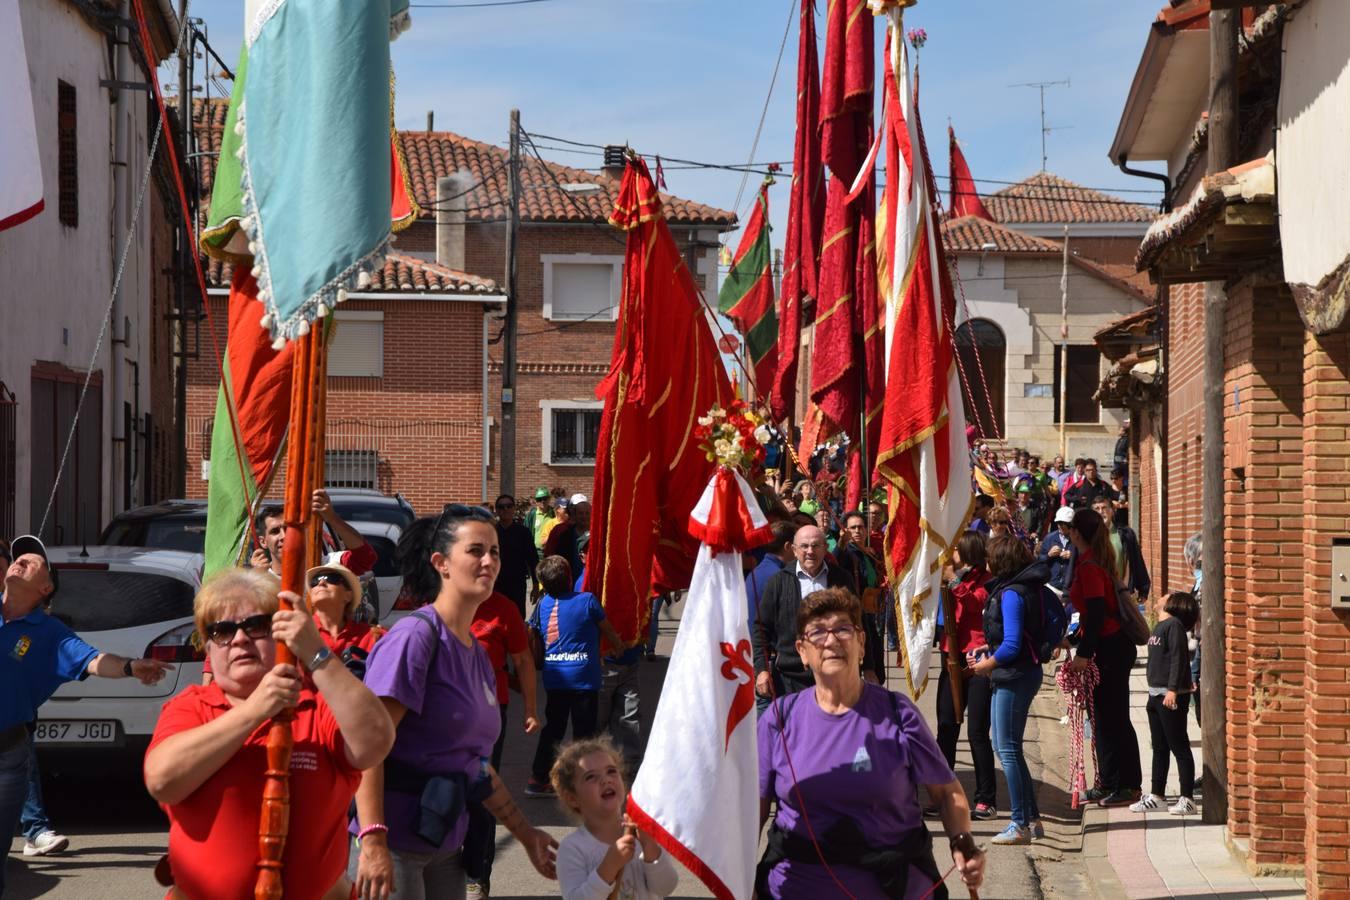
left=968, top=534, right=1054, bottom=845
left=1066, top=507, right=1144, bottom=808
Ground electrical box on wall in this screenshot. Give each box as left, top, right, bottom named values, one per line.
left=1333, top=537, right=1350, bottom=609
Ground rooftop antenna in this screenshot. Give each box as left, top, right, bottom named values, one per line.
left=1010, top=78, right=1070, bottom=171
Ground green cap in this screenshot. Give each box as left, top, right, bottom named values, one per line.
left=534, top=487, right=551, bottom=500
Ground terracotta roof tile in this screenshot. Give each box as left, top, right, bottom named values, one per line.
left=205, top=251, right=499, bottom=295
left=984, top=172, right=1158, bottom=225
left=941, top=216, right=1064, bottom=254
left=188, top=99, right=735, bottom=228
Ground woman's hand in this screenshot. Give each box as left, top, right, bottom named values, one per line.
left=519, top=826, right=559, bottom=880
left=523, top=713, right=541, bottom=734
left=243, top=664, right=303, bottom=722
left=952, top=845, right=985, bottom=891
left=355, top=835, right=395, bottom=900
left=1163, top=690, right=1178, bottom=710
left=272, top=596, right=325, bottom=663
left=969, top=654, right=997, bottom=677
left=1070, top=654, right=1091, bottom=672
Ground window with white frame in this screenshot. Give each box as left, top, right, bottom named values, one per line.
left=328, top=310, right=384, bottom=378
left=541, top=400, right=603, bottom=465
left=542, top=255, right=622, bottom=322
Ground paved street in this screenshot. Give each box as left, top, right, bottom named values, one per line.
left=0, top=599, right=1298, bottom=899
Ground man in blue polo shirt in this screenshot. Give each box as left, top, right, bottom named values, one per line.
left=1, top=535, right=172, bottom=892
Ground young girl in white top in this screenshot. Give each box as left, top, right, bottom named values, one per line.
left=552, top=737, right=679, bottom=900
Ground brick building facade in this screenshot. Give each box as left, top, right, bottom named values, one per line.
left=1108, top=2, right=1350, bottom=892
left=187, top=104, right=734, bottom=514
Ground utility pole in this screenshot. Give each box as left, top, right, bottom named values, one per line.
left=173, top=0, right=190, bottom=499
left=1010, top=79, right=1070, bottom=171
left=1200, top=7, right=1237, bottom=827
left=499, top=109, right=521, bottom=498
left=1058, top=225, right=1069, bottom=459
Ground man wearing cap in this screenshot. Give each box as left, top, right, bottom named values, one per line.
left=1039, top=507, right=1076, bottom=592
left=0, top=536, right=171, bottom=891
left=524, top=487, right=556, bottom=553
left=493, top=494, right=537, bottom=618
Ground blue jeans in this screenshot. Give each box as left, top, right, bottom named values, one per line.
left=991, top=667, right=1042, bottom=828
left=0, top=734, right=34, bottom=895
left=645, top=595, right=664, bottom=654
left=21, top=736, right=51, bottom=840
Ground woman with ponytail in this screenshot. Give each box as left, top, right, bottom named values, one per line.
left=350, top=507, right=557, bottom=899
left=1066, top=508, right=1143, bottom=808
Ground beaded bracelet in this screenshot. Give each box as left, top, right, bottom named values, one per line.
left=357, top=824, right=389, bottom=842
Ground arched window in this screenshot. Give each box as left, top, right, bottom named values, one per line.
left=954, top=319, right=1006, bottom=440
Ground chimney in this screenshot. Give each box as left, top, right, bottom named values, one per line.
left=436, top=171, right=471, bottom=271
left=426, top=110, right=435, bottom=132
left=602, top=145, right=627, bottom=180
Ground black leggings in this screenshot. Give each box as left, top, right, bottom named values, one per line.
left=1146, top=693, right=1194, bottom=798
left=1091, top=632, right=1142, bottom=793
left=531, top=689, right=599, bottom=782
left=936, top=666, right=996, bottom=807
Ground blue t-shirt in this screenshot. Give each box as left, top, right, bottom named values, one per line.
left=0, top=606, right=99, bottom=730
left=534, top=590, right=605, bottom=691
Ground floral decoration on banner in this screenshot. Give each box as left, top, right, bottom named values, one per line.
left=695, top=400, right=769, bottom=482
left=907, top=27, right=928, bottom=50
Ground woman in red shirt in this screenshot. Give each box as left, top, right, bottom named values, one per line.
left=144, top=567, right=394, bottom=899
left=307, top=563, right=383, bottom=674
left=937, top=531, right=998, bottom=819
left=1067, top=508, right=1143, bottom=807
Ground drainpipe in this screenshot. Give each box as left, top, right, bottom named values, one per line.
left=109, top=1, right=134, bottom=527
left=482, top=306, right=506, bottom=504
left=1116, top=155, right=1173, bottom=213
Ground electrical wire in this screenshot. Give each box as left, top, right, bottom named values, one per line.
left=731, top=0, right=796, bottom=216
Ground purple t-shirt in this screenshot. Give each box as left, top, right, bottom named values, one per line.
left=758, top=683, right=955, bottom=899
left=355, top=609, right=501, bottom=853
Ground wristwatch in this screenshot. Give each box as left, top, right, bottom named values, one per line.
left=122, top=658, right=135, bottom=678
left=307, top=645, right=335, bottom=672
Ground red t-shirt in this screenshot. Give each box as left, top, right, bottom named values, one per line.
left=148, top=683, right=361, bottom=899
left=471, top=592, right=528, bottom=706
left=1068, top=551, right=1121, bottom=639
left=940, top=567, right=992, bottom=654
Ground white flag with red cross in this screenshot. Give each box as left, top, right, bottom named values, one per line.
left=627, top=466, right=770, bottom=900
left=0, top=0, right=43, bottom=231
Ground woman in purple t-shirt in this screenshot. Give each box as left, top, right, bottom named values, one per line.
left=757, top=588, right=985, bottom=899
left=350, top=506, right=558, bottom=899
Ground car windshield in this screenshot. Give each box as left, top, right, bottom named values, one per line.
left=48, top=570, right=196, bottom=632
left=363, top=536, right=400, bottom=578
left=101, top=515, right=207, bottom=553
left=331, top=501, right=413, bottom=529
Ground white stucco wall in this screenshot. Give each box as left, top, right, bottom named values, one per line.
left=0, top=0, right=155, bottom=538
left=952, top=254, right=1137, bottom=463
left=1277, top=0, right=1350, bottom=290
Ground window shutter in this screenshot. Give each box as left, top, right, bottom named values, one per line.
left=329, top=312, right=384, bottom=378
left=550, top=262, right=614, bottom=321
left=57, top=81, right=78, bottom=228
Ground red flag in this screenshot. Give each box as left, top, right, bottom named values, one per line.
left=584, top=157, right=734, bottom=643
left=948, top=125, right=992, bottom=220
left=810, top=0, right=875, bottom=445
left=769, top=0, right=825, bottom=424
left=873, top=13, right=972, bottom=696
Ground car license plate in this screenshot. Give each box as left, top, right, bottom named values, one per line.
left=33, top=720, right=117, bottom=744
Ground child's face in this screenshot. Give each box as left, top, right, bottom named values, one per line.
left=567, top=751, right=625, bottom=821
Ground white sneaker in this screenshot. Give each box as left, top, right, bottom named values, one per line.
left=1128, top=793, right=1164, bottom=813
left=23, top=830, right=69, bottom=856
left=1169, top=796, right=1197, bottom=816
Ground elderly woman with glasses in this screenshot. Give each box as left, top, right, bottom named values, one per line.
left=351, top=505, right=557, bottom=900
left=306, top=562, right=382, bottom=676
left=143, top=568, right=395, bottom=900
left=756, top=588, right=984, bottom=899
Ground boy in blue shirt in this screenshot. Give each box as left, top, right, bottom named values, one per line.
left=524, top=555, right=622, bottom=796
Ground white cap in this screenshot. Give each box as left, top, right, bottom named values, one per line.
left=570, top=493, right=588, bottom=505
left=1054, top=507, right=1075, bottom=525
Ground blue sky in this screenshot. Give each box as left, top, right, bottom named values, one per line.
left=172, top=0, right=1167, bottom=245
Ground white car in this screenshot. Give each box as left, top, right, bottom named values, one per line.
left=34, top=547, right=204, bottom=769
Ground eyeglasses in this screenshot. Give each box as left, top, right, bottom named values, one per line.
left=309, top=573, right=346, bottom=589
left=204, top=613, right=272, bottom=646
left=432, top=503, right=495, bottom=535
left=801, top=624, right=858, bottom=647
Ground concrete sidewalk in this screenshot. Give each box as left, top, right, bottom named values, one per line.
left=1078, top=661, right=1306, bottom=899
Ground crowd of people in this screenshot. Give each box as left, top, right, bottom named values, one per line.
left=0, top=431, right=1204, bottom=899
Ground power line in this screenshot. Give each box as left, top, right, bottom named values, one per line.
left=731, top=0, right=795, bottom=216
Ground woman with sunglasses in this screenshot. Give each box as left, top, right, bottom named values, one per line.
left=351, top=506, right=558, bottom=900
left=756, top=588, right=984, bottom=899
left=143, top=568, right=395, bottom=900
left=306, top=563, right=382, bottom=676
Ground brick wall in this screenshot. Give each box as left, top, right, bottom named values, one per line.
left=1302, top=329, right=1350, bottom=897
left=1222, top=280, right=1306, bottom=858
left=185, top=295, right=491, bottom=516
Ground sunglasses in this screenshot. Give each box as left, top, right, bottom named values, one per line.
left=433, top=503, right=496, bottom=536
left=309, top=572, right=347, bottom=589
left=801, top=624, right=858, bottom=647
left=204, top=613, right=272, bottom=646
